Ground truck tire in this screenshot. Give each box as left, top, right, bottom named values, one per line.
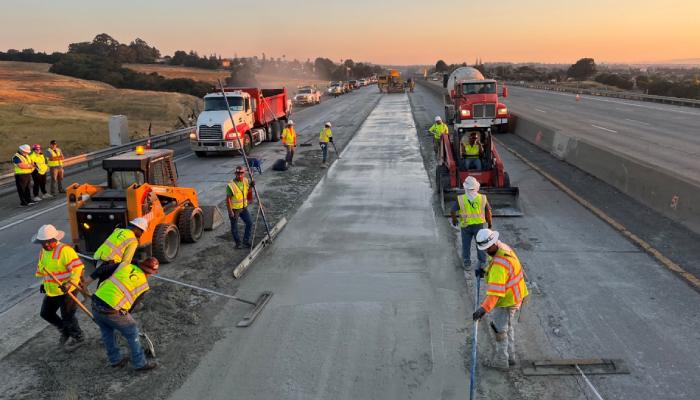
left=152, top=223, right=180, bottom=263
left=195, top=151, right=207, bottom=158
left=435, top=165, right=449, bottom=193
left=270, top=120, right=281, bottom=142
left=178, top=207, right=203, bottom=243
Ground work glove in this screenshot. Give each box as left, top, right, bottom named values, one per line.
left=472, top=307, right=486, bottom=321
left=329, top=137, right=333, bottom=143
left=474, top=268, right=485, bottom=279
left=59, top=282, right=70, bottom=293
left=39, top=285, right=46, bottom=294
left=249, top=180, right=255, bottom=187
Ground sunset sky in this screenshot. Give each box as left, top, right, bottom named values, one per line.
left=2, top=0, right=699, bottom=65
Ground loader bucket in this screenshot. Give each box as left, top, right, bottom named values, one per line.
left=440, top=187, right=522, bottom=217
left=201, top=205, right=224, bottom=231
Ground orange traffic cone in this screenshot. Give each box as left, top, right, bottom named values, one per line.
left=145, top=138, right=152, bottom=149
left=575, top=94, right=581, bottom=102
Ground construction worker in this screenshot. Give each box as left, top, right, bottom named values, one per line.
left=319, top=122, right=333, bottom=167
left=93, top=218, right=149, bottom=270
left=281, top=120, right=297, bottom=166
left=472, top=228, right=529, bottom=370
left=461, top=131, right=483, bottom=170
left=33, top=224, right=85, bottom=350
left=30, top=144, right=52, bottom=201
left=451, top=176, right=492, bottom=270
left=227, top=166, right=254, bottom=249
left=46, top=140, right=65, bottom=195
left=88, top=256, right=159, bottom=371
left=13, top=144, right=35, bottom=207
left=429, top=116, right=449, bottom=153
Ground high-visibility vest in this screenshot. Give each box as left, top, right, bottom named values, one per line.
left=46, top=147, right=63, bottom=167
left=13, top=153, right=34, bottom=175
left=95, top=263, right=149, bottom=311
left=282, top=127, right=297, bottom=146
left=227, top=179, right=249, bottom=210
left=35, top=243, right=84, bottom=297
left=463, top=142, right=480, bottom=158
left=93, top=228, right=138, bottom=263
left=457, top=193, right=487, bottom=227
left=429, top=123, right=449, bottom=140
left=485, top=243, right=529, bottom=308
left=30, top=152, right=49, bottom=174
left=319, top=128, right=333, bottom=143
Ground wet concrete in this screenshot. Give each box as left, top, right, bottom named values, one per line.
left=170, top=95, right=470, bottom=399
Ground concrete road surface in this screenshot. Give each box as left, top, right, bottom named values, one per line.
left=170, top=95, right=471, bottom=399
left=506, top=86, right=700, bottom=184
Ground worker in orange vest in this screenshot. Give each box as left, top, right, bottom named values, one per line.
left=281, top=120, right=297, bottom=166
left=472, top=229, right=529, bottom=370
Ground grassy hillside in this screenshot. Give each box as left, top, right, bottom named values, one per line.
left=0, top=61, right=202, bottom=174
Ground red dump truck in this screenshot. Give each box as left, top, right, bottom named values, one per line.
left=190, top=87, right=291, bottom=157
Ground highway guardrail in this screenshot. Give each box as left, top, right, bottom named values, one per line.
left=1, top=126, right=195, bottom=196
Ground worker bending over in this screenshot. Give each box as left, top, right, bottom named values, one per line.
left=87, top=257, right=159, bottom=371
left=451, top=176, right=492, bottom=270
left=461, top=131, right=483, bottom=170
left=281, top=120, right=297, bottom=166
left=319, top=122, right=333, bottom=167
left=227, top=166, right=254, bottom=249
left=93, top=218, right=149, bottom=270
left=429, top=116, right=449, bottom=153
left=472, top=229, right=529, bottom=370
left=33, top=224, right=85, bottom=351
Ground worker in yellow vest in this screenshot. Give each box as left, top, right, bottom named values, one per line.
left=281, top=120, right=297, bottom=166
left=429, top=116, right=449, bottom=153
left=227, top=166, right=254, bottom=249
left=13, top=144, right=35, bottom=207
left=319, top=122, right=333, bottom=167
left=451, top=176, right=492, bottom=271
left=47, top=140, right=65, bottom=195
left=473, top=228, right=529, bottom=370
left=93, top=217, right=149, bottom=270
left=33, top=224, right=85, bottom=350
left=89, top=256, right=159, bottom=371
left=30, top=144, right=52, bottom=201
left=461, top=131, right=483, bottom=170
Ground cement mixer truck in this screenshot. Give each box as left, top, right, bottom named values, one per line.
left=443, top=67, right=509, bottom=133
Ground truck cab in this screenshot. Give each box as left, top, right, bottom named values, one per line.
left=444, top=67, right=509, bottom=133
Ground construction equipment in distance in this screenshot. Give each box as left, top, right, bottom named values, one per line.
left=378, top=69, right=405, bottom=93
left=435, top=128, right=522, bottom=216
left=66, top=148, right=220, bottom=263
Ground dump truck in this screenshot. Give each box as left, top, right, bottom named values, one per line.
left=443, top=67, right=509, bottom=133
left=66, top=148, right=220, bottom=263
left=435, top=128, right=522, bottom=217
left=190, top=87, right=291, bottom=157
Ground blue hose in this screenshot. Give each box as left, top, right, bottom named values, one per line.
left=469, top=277, right=481, bottom=400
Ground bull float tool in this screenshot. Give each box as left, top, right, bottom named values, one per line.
left=330, top=140, right=341, bottom=160
left=469, top=277, right=481, bottom=400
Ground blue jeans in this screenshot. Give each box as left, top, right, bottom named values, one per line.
left=92, top=300, right=146, bottom=368
left=320, top=143, right=328, bottom=162
left=460, top=223, right=486, bottom=267
left=464, top=158, right=482, bottom=170
left=230, top=208, right=252, bottom=244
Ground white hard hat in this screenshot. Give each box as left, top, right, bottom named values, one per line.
left=287, top=120, right=295, bottom=125
left=463, top=176, right=480, bottom=191
left=476, top=229, right=499, bottom=251
left=325, top=122, right=331, bottom=127
left=435, top=116, right=442, bottom=122
left=32, top=224, right=65, bottom=243
left=19, top=144, right=31, bottom=153
left=129, top=217, right=149, bottom=232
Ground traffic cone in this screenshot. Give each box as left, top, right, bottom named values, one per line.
left=145, top=138, right=152, bottom=149
left=575, top=94, right=581, bottom=102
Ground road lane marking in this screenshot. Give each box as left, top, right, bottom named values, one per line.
left=591, top=124, right=618, bottom=133
left=624, top=118, right=651, bottom=126
left=534, top=108, right=547, bottom=113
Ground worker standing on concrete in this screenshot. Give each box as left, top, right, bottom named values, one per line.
left=93, top=218, right=149, bottom=270
left=451, top=176, right=492, bottom=270
left=281, top=120, right=297, bottom=166
left=89, top=256, right=159, bottom=371
left=13, top=144, right=35, bottom=207
left=30, top=144, right=51, bottom=201
left=33, top=224, right=85, bottom=350
left=472, top=228, right=529, bottom=370
left=46, top=140, right=65, bottom=195
left=227, top=166, right=254, bottom=249
left=319, top=122, right=333, bottom=167
left=429, top=116, right=449, bottom=153
left=461, top=131, right=484, bottom=170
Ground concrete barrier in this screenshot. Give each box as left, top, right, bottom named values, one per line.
left=510, top=113, right=700, bottom=234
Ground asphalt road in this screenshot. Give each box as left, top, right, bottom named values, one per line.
left=506, top=86, right=700, bottom=185
left=0, top=86, right=379, bottom=358
left=412, top=84, right=700, bottom=399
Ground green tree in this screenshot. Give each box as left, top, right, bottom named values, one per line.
left=435, top=60, right=448, bottom=72
left=567, top=58, right=597, bottom=80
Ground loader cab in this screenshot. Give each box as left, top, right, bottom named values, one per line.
left=455, top=128, right=494, bottom=172
left=103, top=148, right=178, bottom=189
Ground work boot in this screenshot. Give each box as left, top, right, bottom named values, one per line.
left=483, top=357, right=509, bottom=371
left=234, top=242, right=243, bottom=249
left=58, top=332, right=69, bottom=346
left=135, top=361, right=158, bottom=372
left=111, top=356, right=129, bottom=368
left=63, top=336, right=84, bottom=352
left=43, top=193, right=54, bottom=199
left=33, top=196, right=42, bottom=202
left=242, top=240, right=252, bottom=248
left=508, top=358, right=517, bottom=367
left=462, top=261, right=472, bottom=271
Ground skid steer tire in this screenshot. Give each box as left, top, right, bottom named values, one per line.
left=435, top=165, right=449, bottom=193
left=178, top=207, right=204, bottom=243
left=153, top=223, right=180, bottom=264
